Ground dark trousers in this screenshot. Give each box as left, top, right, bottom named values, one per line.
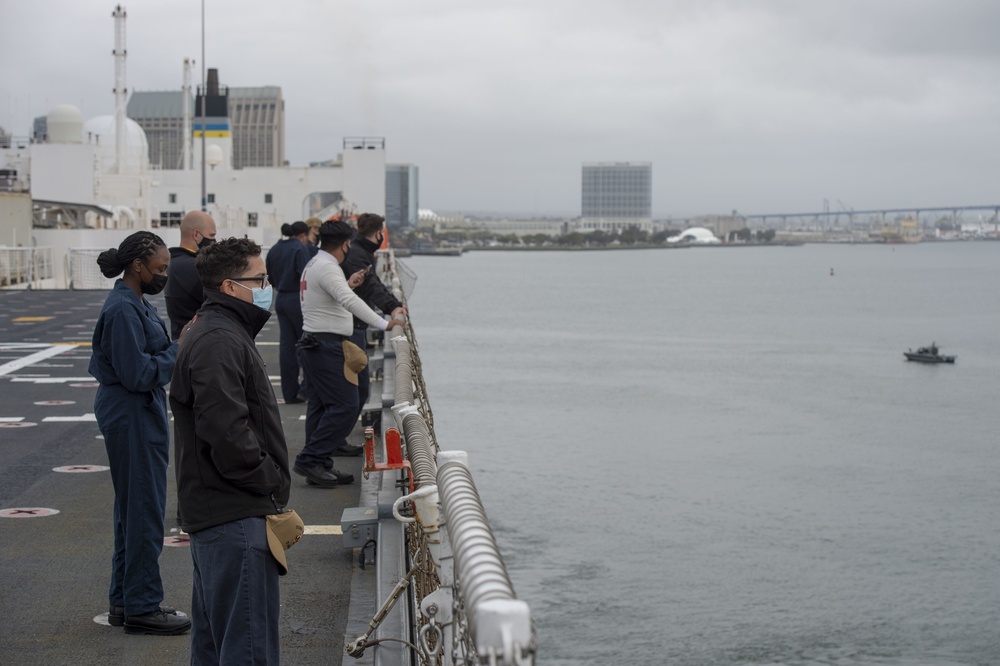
left=275, top=291, right=304, bottom=401
left=96, top=384, right=169, bottom=616
left=332, top=326, right=370, bottom=450
left=297, top=337, right=359, bottom=469
left=189, top=516, right=280, bottom=665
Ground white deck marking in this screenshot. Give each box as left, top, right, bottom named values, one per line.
left=303, top=525, right=343, bottom=535
left=0, top=417, right=25, bottom=423
left=42, top=414, right=98, bottom=422
left=10, top=377, right=94, bottom=384
left=0, top=345, right=77, bottom=377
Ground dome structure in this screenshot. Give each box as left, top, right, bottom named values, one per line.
left=47, top=104, right=84, bottom=144
left=667, top=227, right=721, bottom=244
left=83, top=114, right=150, bottom=175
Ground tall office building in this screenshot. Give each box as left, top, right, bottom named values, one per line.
left=579, top=161, right=652, bottom=232
left=127, top=91, right=192, bottom=170
left=128, top=71, right=284, bottom=170
left=228, top=86, right=285, bottom=168
left=385, top=164, right=419, bottom=228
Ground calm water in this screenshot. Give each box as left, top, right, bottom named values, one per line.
left=404, top=243, right=1000, bottom=665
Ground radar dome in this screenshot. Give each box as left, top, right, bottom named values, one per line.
left=47, top=104, right=84, bottom=144
left=205, top=143, right=224, bottom=168
left=83, top=115, right=149, bottom=175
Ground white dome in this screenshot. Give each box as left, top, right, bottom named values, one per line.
left=667, top=227, right=721, bottom=244
left=205, top=143, right=224, bottom=167
left=83, top=114, right=149, bottom=175
left=47, top=104, right=84, bottom=143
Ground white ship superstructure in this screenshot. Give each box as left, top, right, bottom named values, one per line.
left=0, top=4, right=385, bottom=289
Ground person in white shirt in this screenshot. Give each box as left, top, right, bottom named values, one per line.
left=293, top=220, right=405, bottom=486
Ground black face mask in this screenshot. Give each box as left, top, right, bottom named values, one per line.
left=140, top=263, right=168, bottom=295
left=197, top=235, right=216, bottom=250
left=376, top=233, right=384, bottom=246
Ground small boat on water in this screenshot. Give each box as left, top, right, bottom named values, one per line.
left=904, top=343, right=956, bottom=364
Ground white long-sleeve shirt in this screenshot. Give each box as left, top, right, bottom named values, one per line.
left=300, top=251, right=388, bottom=336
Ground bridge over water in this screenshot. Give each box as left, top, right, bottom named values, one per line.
left=740, top=204, right=1000, bottom=230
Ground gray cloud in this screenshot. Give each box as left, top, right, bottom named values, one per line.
left=2, top=0, right=998, bottom=217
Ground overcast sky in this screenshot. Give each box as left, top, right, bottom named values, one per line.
left=2, top=1, right=999, bottom=217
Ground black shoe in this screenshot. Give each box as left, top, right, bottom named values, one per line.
left=333, top=443, right=364, bottom=457
left=294, top=463, right=354, bottom=486
left=124, top=608, right=191, bottom=635
left=285, top=395, right=306, bottom=404
left=109, top=604, right=176, bottom=627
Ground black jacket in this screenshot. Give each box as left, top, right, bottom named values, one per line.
left=164, top=246, right=204, bottom=340
left=341, top=237, right=403, bottom=327
left=170, top=290, right=291, bottom=533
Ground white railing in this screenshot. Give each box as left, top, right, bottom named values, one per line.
left=347, top=252, right=535, bottom=666
left=66, top=248, right=118, bottom=290
left=0, top=246, right=54, bottom=288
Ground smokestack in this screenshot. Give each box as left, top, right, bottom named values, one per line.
left=207, top=68, right=219, bottom=96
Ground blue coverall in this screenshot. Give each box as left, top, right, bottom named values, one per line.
left=265, top=238, right=311, bottom=401
left=89, top=280, right=177, bottom=617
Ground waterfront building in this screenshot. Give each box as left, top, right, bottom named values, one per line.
left=577, top=161, right=653, bottom=233
left=466, top=218, right=568, bottom=237
left=386, top=164, right=419, bottom=229
left=690, top=214, right=743, bottom=241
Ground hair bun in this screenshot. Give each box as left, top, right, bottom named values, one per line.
left=96, top=248, right=124, bottom=278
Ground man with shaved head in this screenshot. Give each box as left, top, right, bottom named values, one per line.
left=165, top=211, right=217, bottom=340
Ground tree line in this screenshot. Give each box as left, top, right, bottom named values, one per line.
left=394, top=226, right=776, bottom=248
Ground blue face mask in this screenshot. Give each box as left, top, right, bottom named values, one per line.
left=233, top=281, right=273, bottom=311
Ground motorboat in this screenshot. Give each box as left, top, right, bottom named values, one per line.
left=904, top=343, right=955, bottom=364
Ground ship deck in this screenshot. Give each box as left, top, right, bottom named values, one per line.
left=0, top=288, right=365, bottom=665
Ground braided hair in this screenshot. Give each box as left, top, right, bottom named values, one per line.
left=96, top=231, right=167, bottom=278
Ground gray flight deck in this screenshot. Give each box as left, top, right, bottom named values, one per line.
left=0, top=289, right=369, bottom=665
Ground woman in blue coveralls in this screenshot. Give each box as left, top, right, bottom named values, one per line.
left=89, top=231, right=191, bottom=636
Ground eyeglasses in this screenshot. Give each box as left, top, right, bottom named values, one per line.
left=230, top=274, right=269, bottom=289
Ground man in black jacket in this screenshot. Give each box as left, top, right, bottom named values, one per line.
left=337, top=212, right=406, bottom=454
left=164, top=211, right=216, bottom=339
left=170, top=238, right=290, bottom=664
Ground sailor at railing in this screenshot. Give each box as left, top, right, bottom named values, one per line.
left=294, top=219, right=405, bottom=488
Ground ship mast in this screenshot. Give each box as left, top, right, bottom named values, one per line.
left=182, top=57, right=192, bottom=171
left=112, top=4, right=127, bottom=175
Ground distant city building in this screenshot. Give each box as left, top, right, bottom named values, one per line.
left=127, top=91, right=192, bottom=170
left=690, top=214, right=743, bottom=241
left=32, top=116, right=48, bottom=143
left=469, top=218, right=568, bottom=237
left=128, top=75, right=284, bottom=170
left=385, top=164, right=419, bottom=228
left=578, top=161, right=653, bottom=232
left=228, top=86, right=285, bottom=168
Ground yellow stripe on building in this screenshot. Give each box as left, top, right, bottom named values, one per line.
left=193, top=131, right=231, bottom=138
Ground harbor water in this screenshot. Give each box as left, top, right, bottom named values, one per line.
left=405, top=242, right=1000, bottom=665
